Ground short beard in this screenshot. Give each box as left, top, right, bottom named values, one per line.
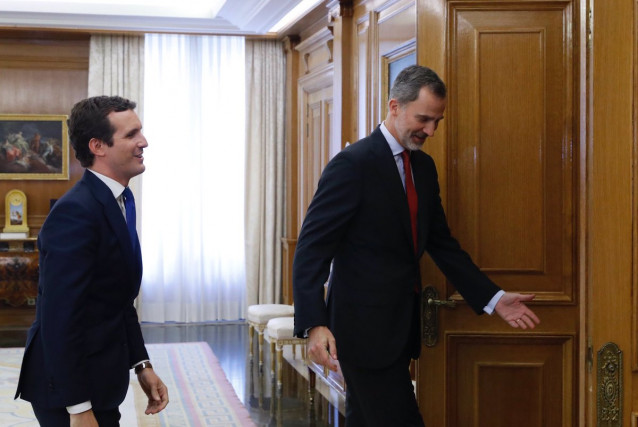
left=402, top=137, right=425, bottom=152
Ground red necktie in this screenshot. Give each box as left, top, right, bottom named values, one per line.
left=401, top=150, right=418, bottom=254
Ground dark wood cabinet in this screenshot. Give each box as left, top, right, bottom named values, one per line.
left=0, top=238, right=38, bottom=307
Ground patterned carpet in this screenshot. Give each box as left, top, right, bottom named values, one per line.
left=0, top=342, right=255, bottom=426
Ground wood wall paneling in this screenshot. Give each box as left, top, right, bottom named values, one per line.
left=370, top=1, right=416, bottom=127
left=295, top=27, right=335, bottom=234
left=590, top=0, right=634, bottom=423
left=0, top=31, right=88, bottom=237
left=633, top=0, right=638, bottom=378
left=328, top=1, right=356, bottom=150
left=377, top=1, right=416, bottom=120
left=282, top=36, right=300, bottom=304
left=0, top=31, right=88, bottom=327
left=283, top=24, right=335, bottom=304
left=356, top=18, right=370, bottom=139
left=297, top=65, right=334, bottom=230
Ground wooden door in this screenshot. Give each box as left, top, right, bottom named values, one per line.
left=416, top=1, right=580, bottom=425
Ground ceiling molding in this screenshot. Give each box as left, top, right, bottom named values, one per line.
left=0, top=0, right=304, bottom=35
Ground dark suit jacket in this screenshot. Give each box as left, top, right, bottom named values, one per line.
left=15, top=170, right=147, bottom=410
left=293, top=126, right=501, bottom=369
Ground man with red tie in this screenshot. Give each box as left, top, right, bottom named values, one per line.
left=293, top=65, right=540, bottom=426
left=15, top=96, right=168, bottom=426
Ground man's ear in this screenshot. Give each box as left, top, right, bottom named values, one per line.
left=88, top=138, right=105, bottom=157
left=388, top=99, right=399, bottom=116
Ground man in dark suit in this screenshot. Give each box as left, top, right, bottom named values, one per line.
left=15, top=96, right=169, bottom=426
left=293, top=65, right=540, bottom=426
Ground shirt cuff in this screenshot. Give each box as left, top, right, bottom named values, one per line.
left=483, top=290, right=505, bottom=315
left=132, top=359, right=150, bottom=369
left=67, top=401, right=92, bottom=414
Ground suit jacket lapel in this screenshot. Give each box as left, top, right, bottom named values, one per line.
left=82, top=171, right=141, bottom=282
left=368, top=127, right=415, bottom=255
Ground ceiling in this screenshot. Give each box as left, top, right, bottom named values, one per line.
left=0, top=0, right=320, bottom=36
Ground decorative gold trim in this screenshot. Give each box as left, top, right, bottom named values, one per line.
left=597, top=342, right=622, bottom=426
left=3, top=189, right=29, bottom=234
left=422, top=286, right=439, bottom=347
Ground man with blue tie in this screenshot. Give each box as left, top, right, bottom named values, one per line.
left=15, top=96, right=168, bottom=426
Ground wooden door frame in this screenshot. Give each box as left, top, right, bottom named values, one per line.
left=579, top=0, right=590, bottom=424
left=585, top=0, right=636, bottom=425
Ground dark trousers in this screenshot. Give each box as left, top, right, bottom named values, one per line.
left=31, top=404, right=121, bottom=427
left=339, top=355, right=424, bottom=427
left=339, top=295, right=424, bottom=427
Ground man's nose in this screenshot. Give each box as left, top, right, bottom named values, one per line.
left=423, top=122, right=436, bottom=137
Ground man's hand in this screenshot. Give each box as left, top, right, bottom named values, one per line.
left=307, top=326, right=339, bottom=372
left=495, top=292, right=541, bottom=329
left=70, top=409, right=99, bottom=427
left=137, top=368, right=169, bottom=415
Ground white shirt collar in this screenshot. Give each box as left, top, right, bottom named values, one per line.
left=88, top=169, right=126, bottom=199
left=380, top=121, right=405, bottom=156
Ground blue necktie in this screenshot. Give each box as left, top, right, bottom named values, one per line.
left=122, top=187, right=138, bottom=250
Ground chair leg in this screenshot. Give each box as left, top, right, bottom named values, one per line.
left=258, top=332, right=265, bottom=371
left=277, top=344, right=284, bottom=389
left=308, top=366, right=316, bottom=400
left=248, top=324, right=254, bottom=361
left=270, top=341, right=276, bottom=380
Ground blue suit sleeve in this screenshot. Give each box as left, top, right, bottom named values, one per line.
left=37, top=199, right=98, bottom=404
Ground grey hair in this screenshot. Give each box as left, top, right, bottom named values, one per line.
left=389, top=65, right=447, bottom=105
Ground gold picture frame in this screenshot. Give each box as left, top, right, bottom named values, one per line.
left=0, top=114, right=69, bottom=180
left=4, top=189, right=28, bottom=233
left=381, top=42, right=417, bottom=118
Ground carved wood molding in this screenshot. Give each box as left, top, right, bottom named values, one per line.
left=295, top=27, right=334, bottom=74
left=283, top=35, right=301, bottom=53
left=633, top=0, right=638, bottom=372
left=327, top=0, right=354, bottom=21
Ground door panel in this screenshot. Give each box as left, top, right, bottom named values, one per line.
left=451, top=6, right=573, bottom=299
left=450, top=335, right=573, bottom=427
left=298, top=66, right=333, bottom=229
left=417, top=1, right=578, bottom=425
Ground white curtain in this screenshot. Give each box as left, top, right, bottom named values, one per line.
left=140, top=34, right=246, bottom=322
left=244, top=40, right=286, bottom=305
left=88, top=34, right=144, bottom=112
left=88, top=35, right=146, bottom=314
left=87, top=34, right=145, bottom=215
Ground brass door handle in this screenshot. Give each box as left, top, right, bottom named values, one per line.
left=427, top=298, right=457, bottom=308
left=422, top=286, right=456, bottom=347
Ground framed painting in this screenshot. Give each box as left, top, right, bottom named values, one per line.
left=381, top=41, right=416, bottom=118
left=0, top=114, right=69, bottom=180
